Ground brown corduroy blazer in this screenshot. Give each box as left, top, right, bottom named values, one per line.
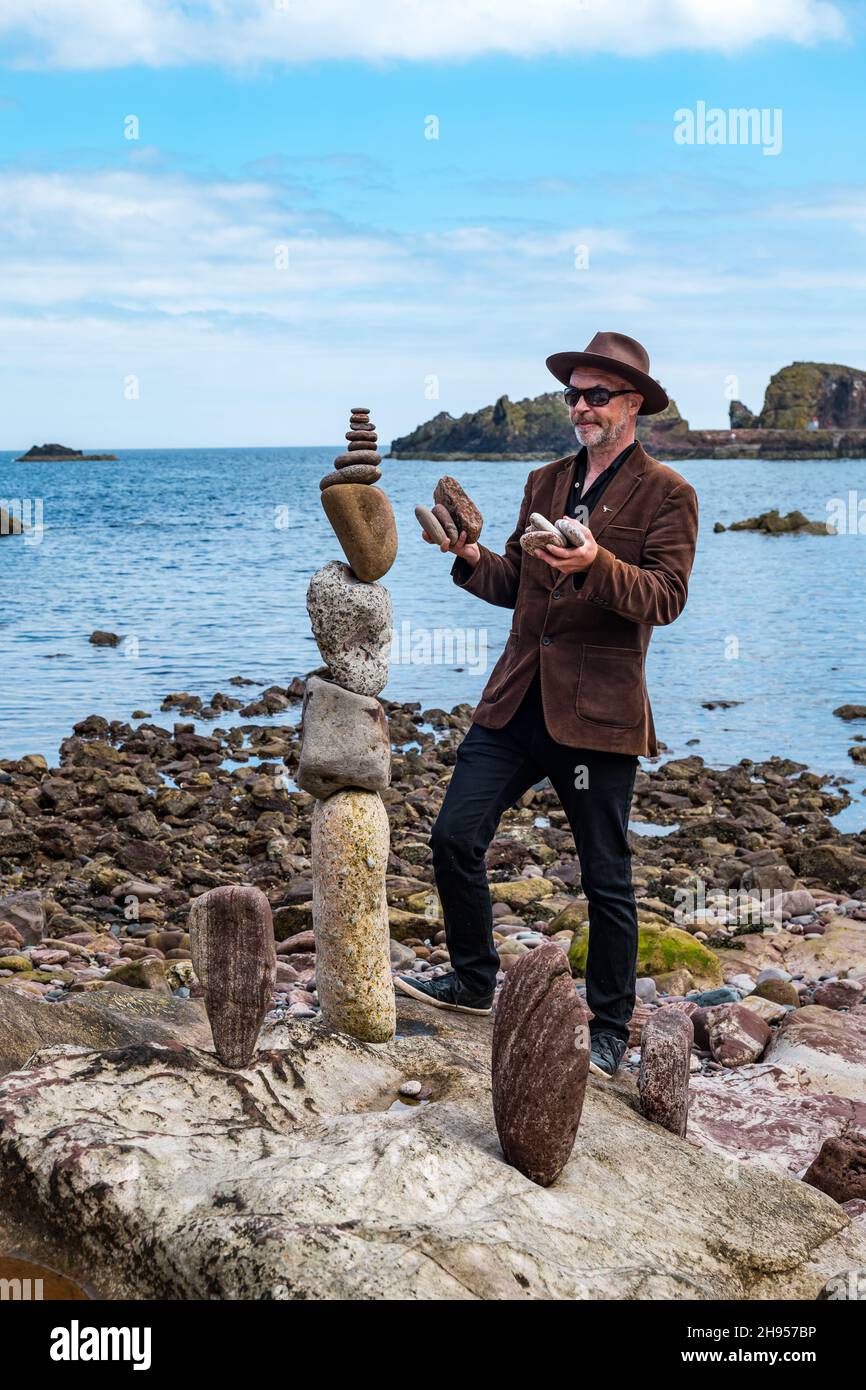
left=450, top=441, right=699, bottom=756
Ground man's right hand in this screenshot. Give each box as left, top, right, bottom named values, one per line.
left=420, top=527, right=481, bottom=567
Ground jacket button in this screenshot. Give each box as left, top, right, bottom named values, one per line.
left=552, top=589, right=561, bottom=599
left=541, top=636, right=551, bottom=645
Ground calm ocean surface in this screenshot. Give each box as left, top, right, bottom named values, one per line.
left=2, top=447, right=865, bottom=829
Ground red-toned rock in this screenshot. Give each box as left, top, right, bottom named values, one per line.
left=433, top=476, right=483, bottom=544
left=812, top=978, right=865, bottom=1011
left=687, top=1063, right=866, bottom=1178
left=492, top=942, right=590, bottom=1187
left=638, top=1007, right=694, bottom=1137
left=276, top=929, right=316, bottom=954
left=188, top=885, right=276, bottom=1069
left=707, top=1003, right=771, bottom=1067
left=803, top=1134, right=866, bottom=1204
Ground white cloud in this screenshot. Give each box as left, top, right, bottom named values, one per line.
left=0, top=0, right=846, bottom=70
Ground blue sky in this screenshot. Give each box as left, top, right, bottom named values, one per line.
left=0, top=0, right=863, bottom=447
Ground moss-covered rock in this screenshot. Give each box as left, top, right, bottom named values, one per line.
left=759, top=361, right=866, bottom=430
left=489, top=879, right=554, bottom=908
left=568, top=922, right=722, bottom=988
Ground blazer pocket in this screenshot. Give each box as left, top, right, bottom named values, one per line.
left=602, top=524, right=646, bottom=563
left=576, top=645, right=644, bottom=727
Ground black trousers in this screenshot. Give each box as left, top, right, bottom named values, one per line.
left=430, top=665, right=639, bottom=1041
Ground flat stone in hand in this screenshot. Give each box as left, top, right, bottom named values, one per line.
left=415, top=503, right=448, bottom=546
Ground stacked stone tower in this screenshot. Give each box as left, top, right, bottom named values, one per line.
left=297, top=407, right=398, bottom=1042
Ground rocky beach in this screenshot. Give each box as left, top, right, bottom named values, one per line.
left=1, top=661, right=866, bottom=1298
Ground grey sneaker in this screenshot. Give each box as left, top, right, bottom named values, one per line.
left=589, top=1031, right=627, bottom=1078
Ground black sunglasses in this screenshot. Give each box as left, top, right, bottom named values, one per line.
left=563, top=386, right=635, bottom=407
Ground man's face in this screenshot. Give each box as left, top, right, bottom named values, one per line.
left=567, top=368, right=641, bottom=450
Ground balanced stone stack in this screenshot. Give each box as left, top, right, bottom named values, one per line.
left=297, top=407, right=397, bottom=1043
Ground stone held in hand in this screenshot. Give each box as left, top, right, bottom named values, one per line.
left=553, top=516, right=587, bottom=549
left=312, top=788, right=396, bottom=1042
left=638, top=1006, right=694, bottom=1138
left=520, top=529, right=561, bottom=557
left=432, top=503, right=458, bottom=543
left=433, top=476, right=483, bottom=544
left=414, top=504, right=448, bottom=546
left=529, top=512, right=568, bottom=545
left=333, top=451, right=381, bottom=468
left=320, top=483, right=397, bottom=581
left=320, top=464, right=381, bottom=488
left=188, top=884, right=276, bottom=1069
left=296, top=674, right=391, bottom=798
left=492, top=941, right=591, bottom=1187
left=306, top=560, right=392, bottom=697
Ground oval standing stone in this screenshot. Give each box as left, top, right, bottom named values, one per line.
left=320, top=483, right=398, bottom=581
left=312, top=789, right=395, bottom=1043
left=638, top=1007, right=694, bottom=1137
left=188, top=885, right=276, bottom=1069
left=492, top=942, right=591, bottom=1187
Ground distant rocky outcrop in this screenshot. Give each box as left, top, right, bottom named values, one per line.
left=730, top=362, right=866, bottom=432
left=16, top=443, right=118, bottom=462
left=389, top=361, right=866, bottom=460
left=715, top=509, right=835, bottom=536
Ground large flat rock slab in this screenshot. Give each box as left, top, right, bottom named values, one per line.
left=0, top=999, right=863, bottom=1301
left=687, top=1063, right=866, bottom=1178
left=762, top=1004, right=866, bottom=1100
left=0, top=983, right=212, bottom=1079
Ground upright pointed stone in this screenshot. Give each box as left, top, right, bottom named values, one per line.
left=638, top=1007, right=694, bottom=1137
left=492, top=942, right=591, bottom=1186
left=189, top=885, right=276, bottom=1069
left=312, top=789, right=395, bottom=1042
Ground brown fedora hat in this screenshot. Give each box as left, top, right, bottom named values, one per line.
left=546, top=331, right=669, bottom=415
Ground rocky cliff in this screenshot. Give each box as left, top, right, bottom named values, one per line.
left=756, top=362, right=866, bottom=431
left=389, top=362, right=866, bottom=460
left=389, top=392, right=695, bottom=460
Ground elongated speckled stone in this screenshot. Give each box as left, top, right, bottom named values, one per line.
left=492, top=942, right=591, bottom=1186
left=189, top=885, right=276, bottom=1069
left=312, top=789, right=395, bottom=1042
left=638, top=1007, right=694, bottom=1137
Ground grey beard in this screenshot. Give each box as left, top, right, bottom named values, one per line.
left=574, top=417, right=628, bottom=450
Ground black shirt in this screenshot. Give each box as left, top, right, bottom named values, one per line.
left=565, top=439, right=637, bottom=522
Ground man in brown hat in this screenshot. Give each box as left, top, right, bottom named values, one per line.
left=395, top=332, right=699, bottom=1078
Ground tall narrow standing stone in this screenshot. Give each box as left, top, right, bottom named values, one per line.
left=311, top=789, right=395, bottom=1042
left=492, top=942, right=591, bottom=1186
left=189, top=885, right=276, bottom=1069
left=638, top=1008, right=694, bottom=1137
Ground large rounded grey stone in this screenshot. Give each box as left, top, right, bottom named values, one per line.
left=306, top=561, right=392, bottom=697
left=296, top=674, right=391, bottom=799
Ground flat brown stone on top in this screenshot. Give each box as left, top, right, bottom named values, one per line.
left=492, top=941, right=590, bottom=1187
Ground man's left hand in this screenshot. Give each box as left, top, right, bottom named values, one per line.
left=536, top=518, right=598, bottom=572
